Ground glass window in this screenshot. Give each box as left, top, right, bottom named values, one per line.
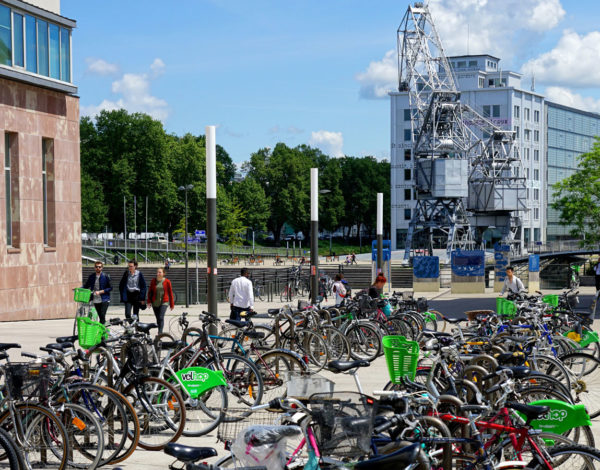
left=514, top=105, right=520, bottom=118
left=478, top=77, right=484, bottom=88
left=404, top=209, right=411, bottom=220
left=492, top=105, right=500, bottom=118
left=524, top=108, right=530, bottom=121
left=25, top=15, right=36, bottom=73
left=483, top=105, right=490, bottom=118
left=404, top=150, right=411, bottom=161
left=37, top=19, right=48, bottom=76
left=0, top=5, right=11, bottom=66
left=404, top=109, right=411, bottom=121
left=457, top=61, right=466, bottom=67
left=49, top=23, right=59, bottom=79
left=42, top=138, right=55, bottom=246
left=514, top=126, right=520, bottom=139
left=469, top=60, right=477, bottom=67
left=404, top=129, right=412, bottom=141
left=4, top=133, right=11, bottom=246
left=534, top=169, right=539, bottom=181
left=404, top=169, right=411, bottom=181
left=524, top=129, right=531, bottom=141
left=534, top=130, right=539, bottom=142
left=60, top=28, right=69, bottom=82
left=534, top=110, right=540, bottom=122
left=13, top=13, right=23, bottom=67
left=42, top=139, right=47, bottom=245
left=404, top=189, right=411, bottom=200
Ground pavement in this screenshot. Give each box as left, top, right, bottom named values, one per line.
left=2, top=286, right=599, bottom=468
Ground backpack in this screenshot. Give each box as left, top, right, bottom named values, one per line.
left=341, top=279, right=351, bottom=297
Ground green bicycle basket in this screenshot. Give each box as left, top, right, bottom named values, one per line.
left=496, top=298, right=517, bottom=317
left=77, top=316, right=108, bottom=349
left=382, top=335, right=419, bottom=383
left=73, top=288, right=92, bottom=303
left=542, top=295, right=559, bottom=307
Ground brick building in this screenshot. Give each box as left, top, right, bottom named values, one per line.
left=0, top=0, right=79, bottom=321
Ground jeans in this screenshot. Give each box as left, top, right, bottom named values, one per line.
left=124, top=290, right=140, bottom=319
left=152, top=304, right=168, bottom=333
left=93, top=302, right=109, bottom=324
left=230, top=306, right=250, bottom=321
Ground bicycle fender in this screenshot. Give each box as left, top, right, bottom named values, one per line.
left=515, top=399, right=591, bottom=434
left=175, top=367, right=227, bottom=399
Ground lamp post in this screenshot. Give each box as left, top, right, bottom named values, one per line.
left=310, top=168, right=319, bottom=304
left=377, top=193, right=383, bottom=274
left=178, top=184, right=194, bottom=308
left=206, top=126, right=218, bottom=335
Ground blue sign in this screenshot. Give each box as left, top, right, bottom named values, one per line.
left=495, top=245, right=511, bottom=282
left=371, top=240, right=392, bottom=262
left=413, top=256, right=440, bottom=279
left=529, top=254, right=540, bottom=272
left=451, top=250, right=485, bottom=277
left=195, top=230, right=206, bottom=237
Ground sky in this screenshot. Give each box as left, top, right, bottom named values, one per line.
left=61, top=0, right=600, bottom=165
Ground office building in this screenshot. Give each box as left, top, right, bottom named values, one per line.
left=0, top=0, right=79, bottom=320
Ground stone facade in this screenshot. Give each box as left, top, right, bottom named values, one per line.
left=0, top=77, right=80, bottom=321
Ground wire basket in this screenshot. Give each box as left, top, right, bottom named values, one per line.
left=286, top=373, right=335, bottom=399
left=217, top=408, right=282, bottom=445
left=307, top=392, right=376, bottom=459
left=496, top=298, right=517, bottom=317
left=542, top=295, right=559, bottom=307
left=382, top=335, right=419, bottom=383
left=4, top=362, right=53, bottom=401
left=77, top=316, right=108, bottom=349
left=73, top=288, right=92, bottom=303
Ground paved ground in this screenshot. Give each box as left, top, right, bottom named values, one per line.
left=2, top=286, right=598, bottom=468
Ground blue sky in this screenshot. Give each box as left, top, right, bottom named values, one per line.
left=62, top=0, right=600, bottom=164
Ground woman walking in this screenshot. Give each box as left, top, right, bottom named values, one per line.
left=147, top=267, right=175, bottom=333
left=119, top=259, right=147, bottom=320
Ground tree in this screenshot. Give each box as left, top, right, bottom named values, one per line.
left=552, top=139, right=600, bottom=244
left=232, top=177, right=270, bottom=232
left=217, top=191, right=247, bottom=246
left=80, top=172, right=107, bottom=232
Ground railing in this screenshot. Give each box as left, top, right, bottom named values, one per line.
left=525, top=240, right=600, bottom=254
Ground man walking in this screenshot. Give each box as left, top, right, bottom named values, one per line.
left=83, top=261, right=112, bottom=324
left=501, top=265, right=525, bottom=296
left=228, top=268, right=254, bottom=321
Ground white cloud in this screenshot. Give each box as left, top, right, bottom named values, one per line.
left=545, top=86, right=600, bottom=113
left=81, top=59, right=169, bottom=121
left=85, top=58, right=119, bottom=76
left=356, top=0, right=565, bottom=99
left=150, top=58, right=166, bottom=77
left=309, top=130, right=344, bottom=158
left=521, top=30, right=600, bottom=88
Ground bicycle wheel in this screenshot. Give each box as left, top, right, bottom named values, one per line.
left=320, top=326, right=351, bottom=361
left=122, top=376, right=186, bottom=451
left=559, top=352, right=600, bottom=419
left=58, top=403, right=104, bottom=469
left=345, top=323, right=382, bottom=361
left=199, top=353, right=264, bottom=421
left=527, top=444, right=600, bottom=470
left=0, top=403, right=69, bottom=470
left=65, top=383, right=132, bottom=466
left=0, top=426, right=22, bottom=470
left=253, top=349, right=308, bottom=401
left=295, top=329, right=329, bottom=373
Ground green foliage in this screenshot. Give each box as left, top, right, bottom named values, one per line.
left=218, top=191, right=248, bottom=246
left=80, top=171, right=107, bottom=232
left=552, top=138, right=600, bottom=244
left=232, top=177, right=270, bottom=232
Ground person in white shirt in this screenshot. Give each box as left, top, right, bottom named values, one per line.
left=332, top=274, right=347, bottom=306
left=501, top=265, right=525, bottom=296
left=228, top=268, right=254, bottom=321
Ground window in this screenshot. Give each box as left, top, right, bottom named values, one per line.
left=524, top=148, right=530, bottom=160
left=404, top=129, right=412, bottom=141
left=534, top=110, right=540, bottom=123
left=488, top=79, right=494, bottom=87
left=404, top=149, right=411, bottom=161
left=404, top=169, right=411, bottom=181
left=404, top=209, right=411, bottom=220
left=0, top=5, right=11, bottom=65
left=483, top=105, right=490, bottom=118
left=13, top=13, right=23, bottom=67
left=534, top=149, right=539, bottom=161
left=534, top=189, right=539, bottom=200
left=468, top=60, right=477, bottom=67
left=404, top=189, right=411, bottom=200
left=457, top=61, right=466, bottom=68
left=42, top=138, right=55, bottom=246
left=534, top=169, right=539, bottom=181
left=4, top=133, right=19, bottom=248
left=526, top=189, right=529, bottom=199
left=478, top=77, right=484, bottom=88
left=534, top=208, right=539, bottom=220
left=524, top=129, right=531, bottom=141
left=514, top=105, right=520, bottom=118
left=25, top=15, right=36, bottom=73
left=60, top=27, right=70, bottom=82
left=37, top=19, right=48, bottom=76
left=404, top=109, right=411, bottom=121
left=514, top=126, right=520, bottom=139
left=534, top=130, right=539, bottom=142
left=526, top=168, right=529, bottom=179
left=525, top=108, right=530, bottom=121
left=534, top=228, right=540, bottom=240
left=492, top=105, right=500, bottom=118
left=49, top=23, right=59, bottom=79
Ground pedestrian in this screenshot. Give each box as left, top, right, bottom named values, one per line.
left=164, top=258, right=170, bottom=271
left=351, top=252, right=357, bottom=265
left=501, top=265, right=525, bottom=296
left=332, top=274, right=347, bottom=306
left=368, top=275, right=387, bottom=299
left=228, top=268, right=254, bottom=321
left=147, top=267, right=174, bottom=333
left=83, top=261, right=112, bottom=324
left=119, top=259, right=147, bottom=320
left=595, top=261, right=600, bottom=292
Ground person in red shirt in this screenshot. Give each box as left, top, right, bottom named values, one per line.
left=147, top=267, right=175, bottom=333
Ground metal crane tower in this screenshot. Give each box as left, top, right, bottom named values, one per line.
left=399, top=2, right=474, bottom=260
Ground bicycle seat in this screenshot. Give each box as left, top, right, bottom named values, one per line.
left=268, top=308, right=281, bottom=315
left=136, top=323, right=158, bottom=334
left=163, top=443, right=217, bottom=463
left=243, top=425, right=302, bottom=445
left=444, top=316, right=468, bottom=324
left=157, top=340, right=183, bottom=350
left=494, top=352, right=526, bottom=366
left=354, top=442, right=420, bottom=469
left=422, top=330, right=452, bottom=338
left=506, top=402, right=549, bottom=422
left=245, top=331, right=265, bottom=339
left=56, top=335, right=78, bottom=344
left=496, top=365, right=531, bottom=379
left=225, top=319, right=249, bottom=328
left=0, top=343, right=20, bottom=352
left=45, top=343, right=72, bottom=351
left=327, top=359, right=370, bottom=373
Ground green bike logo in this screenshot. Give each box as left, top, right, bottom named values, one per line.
left=539, top=409, right=568, bottom=422
left=180, top=371, right=209, bottom=382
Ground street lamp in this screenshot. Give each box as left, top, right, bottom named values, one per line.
left=178, top=184, right=194, bottom=307
left=319, top=189, right=332, bottom=256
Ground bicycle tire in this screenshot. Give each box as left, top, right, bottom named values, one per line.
left=0, top=426, right=22, bottom=470
left=526, top=444, right=600, bottom=470
left=320, top=326, right=351, bottom=361
left=282, top=329, right=329, bottom=373
left=558, top=351, right=600, bottom=419
left=253, top=349, right=308, bottom=401
left=58, top=402, right=104, bottom=470
left=122, top=376, right=186, bottom=451
left=345, top=323, right=382, bottom=361
left=0, top=403, right=70, bottom=470
left=100, top=386, right=141, bottom=465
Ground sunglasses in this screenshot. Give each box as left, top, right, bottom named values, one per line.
left=95, top=266, right=103, bottom=269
